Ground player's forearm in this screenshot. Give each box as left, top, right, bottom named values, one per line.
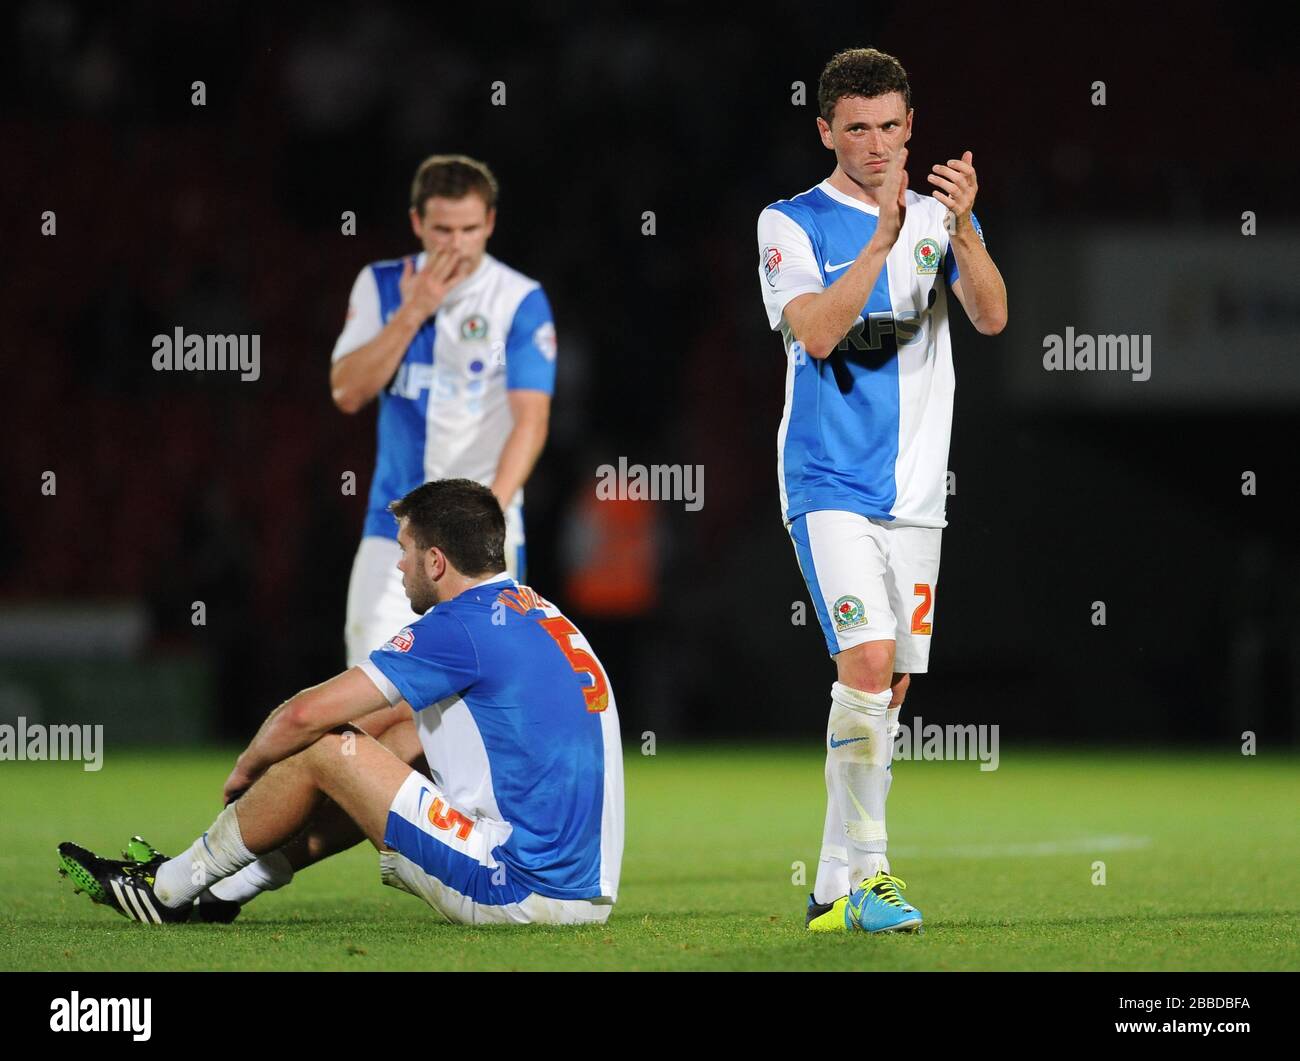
left=787, top=242, right=890, bottom=359
left=236, top=692, right=333, bottom=778
left=330, top=305, right=427, bottom=413
left=949, top=222, right=1008, bottom=335
left=490, top=411, right=549, bottom=509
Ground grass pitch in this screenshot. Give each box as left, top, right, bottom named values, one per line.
left=1, top=746, right=1296, bottom=971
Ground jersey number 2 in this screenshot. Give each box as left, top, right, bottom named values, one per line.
left=539, top=616, right=610, bottom=712
left=911, top=583, right=933, bottom=635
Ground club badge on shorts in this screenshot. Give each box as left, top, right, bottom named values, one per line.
left=832, top=595, right=868, bottom=631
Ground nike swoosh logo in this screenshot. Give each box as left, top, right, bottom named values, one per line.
left=417, top=786, right=431, bottom=817
left=824, top=260, right=854, bottom=273
left=829, top=733, right=869, bottom=748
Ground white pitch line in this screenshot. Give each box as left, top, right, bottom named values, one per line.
left=887, top=835, right=1152, bottom=859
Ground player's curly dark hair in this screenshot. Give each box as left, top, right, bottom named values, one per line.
left=410, top=154, right=499, bottom=216
left=818, top=47, right=912, bottom=124
left=389, top=479, right=506, bottom=577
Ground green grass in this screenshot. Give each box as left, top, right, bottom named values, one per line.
left=1, top=746, right=1297, bottom=970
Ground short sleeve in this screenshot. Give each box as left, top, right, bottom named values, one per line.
left=330, top=266, right=384, bottom=363
left=366, top=611, right=480, bottom=711
left=944, top=211, right=985, bottom=287
left=757, top=207, right=825, bottom=330
left=504, top=286, right=557, bottom=394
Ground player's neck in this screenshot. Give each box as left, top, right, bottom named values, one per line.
left=438, top=568, right=510, bottom=603
left=826, top=166, right=882, bottom=209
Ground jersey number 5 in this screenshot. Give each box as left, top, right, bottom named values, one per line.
left=538, top=616, right=610, bottom=712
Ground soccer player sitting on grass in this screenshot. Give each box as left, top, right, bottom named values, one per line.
left=59, top=478, right=624, bottom=926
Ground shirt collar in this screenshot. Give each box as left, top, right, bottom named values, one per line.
left=818, top=179, right=881, bottom=216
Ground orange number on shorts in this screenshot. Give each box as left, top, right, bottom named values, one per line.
left=538, top=615, right=610, bottom=712
left=911, top=583, right=933, bottom=635
left=428, top=797, right=474, bottom=840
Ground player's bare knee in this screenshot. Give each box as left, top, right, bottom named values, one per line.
left=301, top=726, right=363, bottom=777
left=835, top=641, right=895, bottom=694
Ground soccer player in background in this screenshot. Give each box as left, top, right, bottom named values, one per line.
left=331, top=154, right=557, bottom=667
left=59, top=479, right=623, bottom=926
left=755, top=48, right=1007, bottom=932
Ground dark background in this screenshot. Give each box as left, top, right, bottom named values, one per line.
left=2, top=1, right=1297, bottom=746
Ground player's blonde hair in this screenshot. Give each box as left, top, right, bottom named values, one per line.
left=410, top=154, right=499, bottom=216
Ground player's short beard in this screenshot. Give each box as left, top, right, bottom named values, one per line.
left=405, top=569, right=438, bottom=615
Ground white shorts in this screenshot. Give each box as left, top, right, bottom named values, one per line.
left=380, top=772, right=613, bottom=926
left=787, top=510, right=942, bottom=673
left=345, top=504, right=525, bottom=667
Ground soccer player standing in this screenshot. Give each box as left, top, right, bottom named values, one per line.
left=331, top=155, right=557, bottom=666
left=755, top=48, right=1007, bottom=932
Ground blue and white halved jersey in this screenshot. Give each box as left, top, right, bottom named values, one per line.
left=332, top=254, right=557, bottom=539
left=756, top=180, right=984, bottom=528
left=360, top=577, right=623, bottom=903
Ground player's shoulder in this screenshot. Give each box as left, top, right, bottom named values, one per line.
left=759, top=182, right=847, bottom=245
left=360, top=255, right=415, bottom=283
left=759, top=182, right=826, bottom=225
left=375, top=605, right=477, bottom=665
left=481, top=254, right=544, bottom=299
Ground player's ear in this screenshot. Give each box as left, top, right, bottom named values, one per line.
left=409, top=207, right=424, bottom=238
left=816, top=115, right=834, bottom=150
left=427, top=544, right=447, bottom=580
left=483, top=206, right=496, bottom=239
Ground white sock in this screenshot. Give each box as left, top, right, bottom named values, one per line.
left=209, top=849, right=293, bottom=904
left=812, top=792, right=849, bottom=905
left=814, top=697, right=900, bottom=902
left=885, top=704, right=900, bottom=805
left=154, top=804, right=255, bottom=908
left=826, top=681, right=892, bottom=886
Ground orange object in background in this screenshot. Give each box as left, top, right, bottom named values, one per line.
left=563, top=494, right=660, bottom=617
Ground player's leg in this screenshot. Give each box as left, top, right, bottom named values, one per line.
left=61, top=726, right=418, bottom=922
left=278, top=704, right=421, bottom=869
left=147, top=725, right=416, bottom=911
left=789, top=512, right=896, bottom=901
left=345, top=535, right=420, bottom=667
left=207, top=711, right=423, bottom=905
left=878, top=521, right=941, bottom=811
left=884, top=671, right=909, bottom=807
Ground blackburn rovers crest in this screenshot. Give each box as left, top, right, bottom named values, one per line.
left=914, top=238, right=941, bottom=275
left=832, top=595, right=867, bottom=631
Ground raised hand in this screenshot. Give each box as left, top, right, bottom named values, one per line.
left=399, top=249, right=473, bottom=319
left=872, top=146, right=909, bottom=250
left=927, top=150, right=978, bottom=228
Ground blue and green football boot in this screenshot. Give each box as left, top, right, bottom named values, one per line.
left=806, top=871, right=922, bottom=933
